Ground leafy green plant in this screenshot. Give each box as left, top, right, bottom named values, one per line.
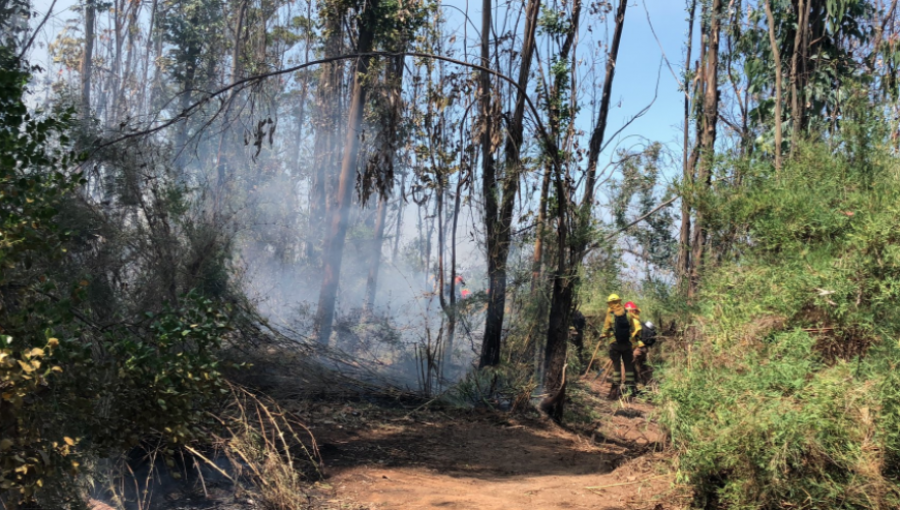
left=0, top=50, right=239, bottom=507
left=659, top=143, right=900, bottom=509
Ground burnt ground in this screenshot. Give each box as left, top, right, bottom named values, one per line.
left=88, top=376, right=685, bottom=510
left=297, top=376, right=686, bottom=510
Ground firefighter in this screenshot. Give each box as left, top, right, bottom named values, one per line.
left=624, top=301, right=650, bottom=385
left=602, top=294, right=641, bottom=400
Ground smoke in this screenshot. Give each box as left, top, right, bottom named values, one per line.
left=236, top=178, right=487, bottom=390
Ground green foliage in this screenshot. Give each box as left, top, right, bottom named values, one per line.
left=659, top=144, right=900, bottom=509
left=609, top=143, right=677, bottom=272
left=0, top=53, right=237, bottom=507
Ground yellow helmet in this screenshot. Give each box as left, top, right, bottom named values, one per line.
left=607, top=293, right=621, bottom=303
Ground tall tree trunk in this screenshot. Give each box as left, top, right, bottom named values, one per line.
left=214, top=0, right=247, bottom=207
left=542, top=159, right=571, bottom=423
left=363, top=49, right=406, bottom=313
left=688, top=0, right=723, bottom=298
left=531, top=0, right=573, bottom=292
left=308, top=7, right=345, bottom=263
left=314, top=2, right=379, bottom=343
left=443, top=168, right=464, bottom=373
left=541, top=0, right=626, bottom=422
left=678, top=0, right=697, bottom=289
left=479, top=0, right=540, bottom=368
left=531, top=165, right=551, bottom=292
left=146, top=0, right=163, bottom=112
left=363, top=195, right=389, bottom=313
left=176, top=12, right=200, bottom=154
left=582, top=0, right=627, bottom=210
left=392, top=173, right=406, bottom=262
left=82, top=0, right=95, bottom=116
left=117, top=0, right=140, bottom=122
left=764, top=0, right=783, bottom=174
left=790, top=0, right=806, bottom=154
left=478, top=0, right=500, bottom=368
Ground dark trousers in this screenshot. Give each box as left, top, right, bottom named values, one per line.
left=608, top=341, right=637, bottom=390
left=633, top=346, right=650, bottom=384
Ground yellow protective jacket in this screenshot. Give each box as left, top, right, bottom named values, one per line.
left=630, top=310, right=645, bottom=348
left=602, top=302, right=642, bottom=345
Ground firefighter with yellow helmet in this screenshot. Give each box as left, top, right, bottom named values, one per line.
left=602, top=294, right=642, bottom=399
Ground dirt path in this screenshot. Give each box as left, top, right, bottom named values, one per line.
left=305, top=378, right=680, bottom=510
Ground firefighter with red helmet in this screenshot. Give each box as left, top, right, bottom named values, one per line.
left=602, top=295, right=642, bottom=399
left=624, top=301, right=652, bottom=385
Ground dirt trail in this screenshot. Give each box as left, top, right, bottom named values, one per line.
left=306, top=378, right=679, bottom=510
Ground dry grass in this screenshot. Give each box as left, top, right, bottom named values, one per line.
left=203, top=383, right=323, bottom=510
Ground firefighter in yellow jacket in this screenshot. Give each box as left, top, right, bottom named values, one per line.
left=602, top=294, right=642, bottom=399
left=625, top=301, right=650, bottom=385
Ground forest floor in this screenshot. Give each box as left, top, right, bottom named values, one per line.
left=87, top=374, right=683, bottom=510
left=300, top=376, right=684, bottom=510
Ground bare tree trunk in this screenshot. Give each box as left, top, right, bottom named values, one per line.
left=443, top=168, right=464, bottom=373
left=790, top=0, right=806, bottom=154
left=82, top=0, right=95, bottom=116
left=362, top=48, right=406, bottom=312
left=582, top=0, right=627, bottom=210
left=479, top=0, right=540, bottom=368
left=478, top=0, right=500, bottom=368
left=678, top=0, right=697, bottom=289
left=309, top=8, right=345, bottom=263
left=542, top=161, right=571, bottom=423
left=117, top=0, right=140, bottom=122
left=363, top=195, right=388, bottom=313
left=214, top=0, right=247, bottom=205
left=531, top=165, right=551, bottom=292
left=764, top=0, right=783, bottom=174
left=314, top=2, right=379, bottom=343
left=176, top=10, right=200, bottom=153
left=146, top=0, right=163, bottom=112
left=541, top=0, right=626, bottom=422
left=688, top=0, right=723, bottom=298
left=392, top=173, right=406, bottom=262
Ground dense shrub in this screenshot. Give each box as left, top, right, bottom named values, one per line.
left=0, top=53, right=237, bottom=507
left=659, top=145, right=900, bottom=509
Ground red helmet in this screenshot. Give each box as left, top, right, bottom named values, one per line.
left=624, top=301, right=638, bottom=311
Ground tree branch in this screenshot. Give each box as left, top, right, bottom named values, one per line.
left=94, top=51, right=559, bottom=174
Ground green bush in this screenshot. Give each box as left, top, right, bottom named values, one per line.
left=659, top=145, right=900, bottom=509
left=0, top=53, right=237, bottom=507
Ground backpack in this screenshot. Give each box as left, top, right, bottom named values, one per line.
left=641, top=321, right=658, bottom=347
left=611, top=311, right=633, bottom=344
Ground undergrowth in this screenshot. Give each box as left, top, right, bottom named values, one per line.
left=659, top=144, right=900, bottom=509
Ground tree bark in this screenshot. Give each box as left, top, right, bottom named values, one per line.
left=480, top=0, right=542, bottom=369
left=764, top=0, right=783, bottom=174
left=478, top=0, right=500, bottom=368
left=81, top=0, right=95, bottom=116
left=214, top=0, right=247, bottom=204
left=309, top=8, right=345, bottom=263
left=677, top=0, right=697, bottom=289
left=531, top=164, right=551, bottom=292
left=688, top=0, right=723, bottom=298
left=363, top=52, right=405, bottom=313
left=314, top=2, right=379, bottom=343
left=443, top=168, right=465, bottom=373
left=542, top=153, right=572, bottom=423
left=542, top=0, right=624, bottom=423
left=790, top=0, right=806, bottom=154
left=363, top=195, right=389, bottom=313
